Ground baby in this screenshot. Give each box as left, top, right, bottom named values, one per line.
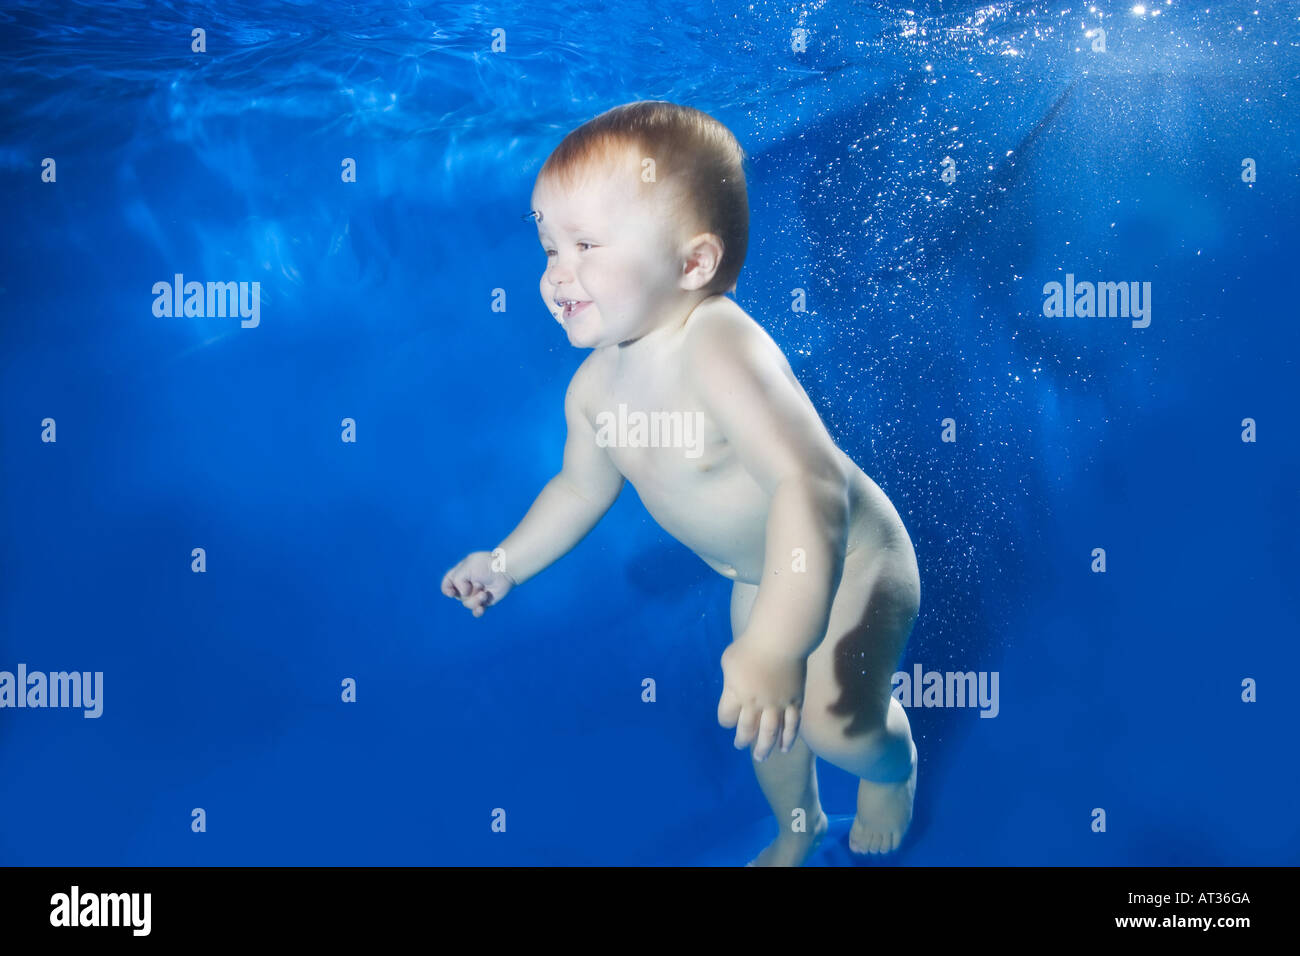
left=442, top=101, right=922, bottom=866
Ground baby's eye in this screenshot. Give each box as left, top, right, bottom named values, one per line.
left=577, top=242, right=593, bottom=251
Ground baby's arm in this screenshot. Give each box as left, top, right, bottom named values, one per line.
left=442, top=359, right=624, bottom=616
left=494, top=361, right=625, bottom=585
left=687, top=312, right=852, bottom=655
left=683, top=309, right=852, bottom=756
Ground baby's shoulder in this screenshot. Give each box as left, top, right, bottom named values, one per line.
left=681, top=296, right=787, bottom=372
left=684, top=294, right=751, bottom=333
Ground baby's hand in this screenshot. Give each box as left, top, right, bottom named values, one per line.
left=441, top=551, right=516, bottom=618
left=717, top=641, right=806, bottom=762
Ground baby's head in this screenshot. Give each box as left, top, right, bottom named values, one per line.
left=530, top=101, right=749, bottom=348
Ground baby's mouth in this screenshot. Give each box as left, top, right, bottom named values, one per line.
left=557, top=299, right=591, bottom=320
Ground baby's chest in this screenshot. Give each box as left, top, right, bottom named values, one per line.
left=594, top=402, right=730, bottom=483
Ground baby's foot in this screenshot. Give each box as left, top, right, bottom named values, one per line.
left=848, top=739, right=917, bottom=854
left=746, top=810, right=829, bottom=867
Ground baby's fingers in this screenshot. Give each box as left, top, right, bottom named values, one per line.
left=780, top=704, right=801, bottom=753
left=443, top=567, right=476, bottom=599
left=717, top=685, right=742, bottom=729
left=752, top=707, right=783, bottom=763
left=465, top=587, right=493, bottom=617
left=733, top=706, right=760, bottom=751
left=440, top=569, right=462, bottom=597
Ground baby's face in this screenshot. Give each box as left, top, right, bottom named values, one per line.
left=532, top=163, right=688, bottom=349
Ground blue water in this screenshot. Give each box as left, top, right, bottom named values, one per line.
left=2, top=1, right=1298, bottom=866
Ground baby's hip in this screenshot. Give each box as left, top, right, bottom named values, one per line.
left=817, top=473, right=923, bottom=651
left=837, top=529, right=920, bottom=626
left=844, top=467, right=913, bottom=549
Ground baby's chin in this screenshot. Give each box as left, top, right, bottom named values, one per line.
left=558, top=308, right=604, bottom=348
left=563, top=324, right=601, bottom=349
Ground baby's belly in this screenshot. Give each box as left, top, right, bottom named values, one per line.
left=627, top=459, right=907, bottom=586
left=629, top=469, right=770, bottom=583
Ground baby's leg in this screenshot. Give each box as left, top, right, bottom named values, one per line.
left=731, top=582, right=829, bottom=866
left=800, top=540, right=922, bottom=854
left=747, top=737, right=828, bottom=866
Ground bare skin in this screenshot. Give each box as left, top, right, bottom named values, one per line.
left=442, top=151, right=922, bottom=864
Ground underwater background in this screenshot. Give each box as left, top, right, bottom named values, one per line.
left=1, top=0, right=1298, bottom=865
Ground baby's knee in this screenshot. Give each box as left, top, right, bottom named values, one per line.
left=800, top=696, right=891, bottom=755
left=799, top=706, right=910, bottom=781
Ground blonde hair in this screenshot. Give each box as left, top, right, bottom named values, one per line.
left=537, top=100, right=749, bottom=295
